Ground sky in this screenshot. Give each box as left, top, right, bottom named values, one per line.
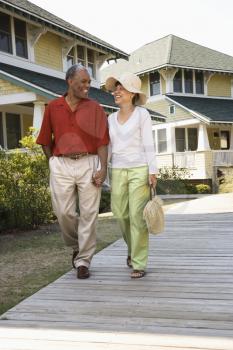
left=30, top=0, right=233, bottom=56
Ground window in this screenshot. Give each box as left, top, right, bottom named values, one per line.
left=220, top=131, right=230, bottom=150
left=169, top=105, right=175, bottom=115
left=173, top=69, right=182, bottom=93
left=0, top=112, right=3, bottom=148
left=188, top=128, right=198, bottom=151
left=149, top=72, right=160, bottom=96
left=5, top=113, right=21, bottom=149
left=195, top=71, right=204, bottom=94
left=67, top=47, right=75, bottom=69
left=0, top=12, right=12, bottom=54
left=157, top=129, right=167, bottom=153
left=87, top=49, right=95, bottom=78
left=77, top=45, right=85, bottom=66
left=184, top=70, right=193, bottom=93
left=14, top=18, right=28, bottom=58
left=175, top=128, right=185, bottom=152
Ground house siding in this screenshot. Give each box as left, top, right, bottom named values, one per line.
left=146, top=98, right=192, bottom=121
left=34, top=32, right=63, bottom=71
left=207, top=75, right=231, bottom=97
left=0, top=79, right=26, bottom=95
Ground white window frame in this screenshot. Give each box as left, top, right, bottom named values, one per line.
left=157, top=128, right=167, bottom=153
left=169, top=104, right=176, bottom=115
left=175, top=126, right=198, bottom=152
left=173, top=69, right=204, bottom=96
left=0, top=11, right=29, bottom=60
left=66, top=45, right=97, bottom=78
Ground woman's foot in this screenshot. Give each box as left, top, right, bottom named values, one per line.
left=131, top=270, right=145, bottom=279
left=126, top=256, right=132, bottom=268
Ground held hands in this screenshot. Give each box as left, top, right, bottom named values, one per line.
left=93, top=168, right=107, bottom=187
left=149, top=174, right=157, bottom=189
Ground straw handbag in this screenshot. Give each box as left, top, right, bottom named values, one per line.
left=143, top=186, right=165, bottom=235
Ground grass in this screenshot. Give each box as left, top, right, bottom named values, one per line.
left=0, top=217, right=121, bottom=316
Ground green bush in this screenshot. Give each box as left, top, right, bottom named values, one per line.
left=195, top=184, right=211, bottom=194
left=99, top=190, right=111, bottom=213
left=156, top=166, right=191, bottom=194
left=0, top=128, right=53, bottom=231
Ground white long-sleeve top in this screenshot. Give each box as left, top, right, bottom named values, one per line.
left=108, top=106, right=158, bottom=174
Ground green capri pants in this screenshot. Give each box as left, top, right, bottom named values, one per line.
left=111, top=166, right=150, bottom=270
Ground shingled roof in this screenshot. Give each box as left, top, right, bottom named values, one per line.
left=167, top=95, right=233, bottom=123
left=1, top=0, right=128, bottom=59
left=101, top=35, right=233, bottom=82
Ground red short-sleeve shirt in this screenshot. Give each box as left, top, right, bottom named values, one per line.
left=36, top=96, right=109, bottom=155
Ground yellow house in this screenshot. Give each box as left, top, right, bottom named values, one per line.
left=0, top=0, right=129, bottom=149
left=101, top=35, right=233, bottom=189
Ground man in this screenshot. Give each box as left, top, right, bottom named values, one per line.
left=36, top=64, right=109, bottom=279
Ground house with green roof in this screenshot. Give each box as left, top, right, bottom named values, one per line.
left=0, top=0, right=130, bottom=149
left=101, top=35, right=233, bottom=188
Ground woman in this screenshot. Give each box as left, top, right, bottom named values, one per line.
left=106, top=72, right=158, bottom=278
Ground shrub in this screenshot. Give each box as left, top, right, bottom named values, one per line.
left=195, top=184, right=211, bottom=194
left=156, top=166, right=191, bottom=194
left=0, top=128, right=53, bottom=231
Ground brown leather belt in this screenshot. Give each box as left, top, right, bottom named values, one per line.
left=61, top=152, right=89, bottom=160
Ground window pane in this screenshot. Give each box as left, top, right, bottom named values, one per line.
left=0, top=112, right=4, bottom=148
left=195, top=71, right=204, bottom=94
left=14, top=18, right=28, bottom=58
left=87, top=49, right=94, bottom=63
left=88, top=63, right=94, bottom=77
left=158, top=129, right=167, bottom=153
left=184, top=70, right=193, bottom=93
left=150, top=72, right=160, bottom=96
left=220, top=131, right=230, bottom=150
left=6, top=113, right=21, bottom=149
left=77, top=45, right=85, bottom=60
left=188, top=128, right=198, bottom=151
left=175, top=128, right=185, bottom=152
left=0, top=12, right=12, bottom=53
left=173, top=69, right=182, bottom=92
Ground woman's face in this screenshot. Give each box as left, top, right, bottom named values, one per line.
left=112, top=83, right=134, bottom=106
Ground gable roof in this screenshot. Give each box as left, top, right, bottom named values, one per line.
left=101, top=35, right=233, bottom=82
left=167, top=95, right=233, bottom=124
left=1, top=0, right=128, bottom=59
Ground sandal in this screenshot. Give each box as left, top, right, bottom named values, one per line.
left=131, top=270, right=145, bottom=279
left=126, top=256, right=132, bottom=268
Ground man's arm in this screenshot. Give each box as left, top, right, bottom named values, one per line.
left=42, top=145, right=53, bottom=161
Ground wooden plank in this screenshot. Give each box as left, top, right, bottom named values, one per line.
left=1, top=212, right=233, bottom=349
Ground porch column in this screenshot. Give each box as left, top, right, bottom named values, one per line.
left=33, top=101, right=45, bottom=132
left=197, top=124, right=210, bottom=151
left=166, top=126, right=175, bottom=153
left=230, top=126, right=233, bottom=150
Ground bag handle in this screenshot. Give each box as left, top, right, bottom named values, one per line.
left=150, top=185, right=157, bottom=200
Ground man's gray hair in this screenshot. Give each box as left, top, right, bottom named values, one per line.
left=65, top=64, right=89, bottom=81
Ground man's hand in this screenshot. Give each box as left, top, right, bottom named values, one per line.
left=149, top=174, right=157, bottom=189
left=93, top=168, right=107, bottom=187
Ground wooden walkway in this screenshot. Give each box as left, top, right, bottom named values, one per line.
left=1, top=213, right=233, bottom=349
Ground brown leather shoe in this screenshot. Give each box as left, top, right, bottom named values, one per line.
left=72, top=250, right=79, bottom=268
left=77, top=265, right=90, bottom=279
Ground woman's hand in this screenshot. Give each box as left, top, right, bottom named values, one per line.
left=149, top=174, right=157, bottom=189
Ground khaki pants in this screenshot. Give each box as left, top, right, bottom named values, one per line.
left=111, top=166, right=150, bottom=270
left=49, top=155, right=101, bottom=268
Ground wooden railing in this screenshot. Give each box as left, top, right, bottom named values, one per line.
left=213, top=150, right=233, bottom=166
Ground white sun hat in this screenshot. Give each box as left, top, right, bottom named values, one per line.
left=105, top=72, right=147, bottom=105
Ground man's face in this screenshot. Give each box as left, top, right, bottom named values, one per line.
left=68, top=70, right=91, bottom=99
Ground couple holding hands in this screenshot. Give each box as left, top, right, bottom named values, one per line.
left=37, top=64, right=157, bottom=280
